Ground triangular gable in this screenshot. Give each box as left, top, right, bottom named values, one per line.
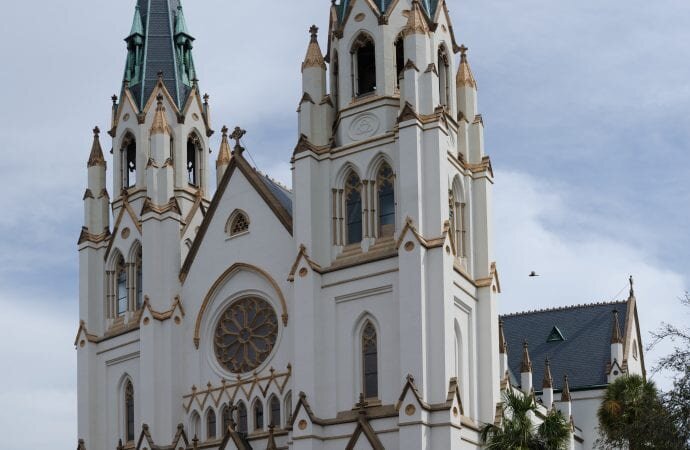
left=547, top=326, right=566, bottom=342
left=339, top=0, right=383, bottom=29
left=111, top=86, right=142, bottom=136
left=180, top=153, right=293, bottom=283
left=287, top=245, right=323, bottom=281
left=104, top=196, right=142, bottom=262
left=135, top=424, right=156, bottom=450
left=170, top=424, right=190, bottom=449
left=623, top=294, right=647, bottom=379
left=346, top=404, right=385, bottom=450
left=180, top=85, right=213, bottom=137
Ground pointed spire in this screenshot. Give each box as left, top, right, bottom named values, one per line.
left=457, top=45, right=477, bottom=89
left=404, top=0, right=430, bottom=36
left=611, top=309, right=623, bottom=344
left=521, top=341, right=533, bottom=373
left=87, top=126, right=106, bottom=167
left=216, top=126, right=232, bottom=167
left=302, top=25, right=326, bottom=71
left=561, top=375, right=571, bottom=401
left=128, top=5, right=144, bottom=37
left=150, top=94, right=171, bottom=135
left=543, top=357, right=553, bottom=388
left=498, top=320, right=508, bottom=354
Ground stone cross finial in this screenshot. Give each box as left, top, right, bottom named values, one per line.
left=221, top=125, right=228, bottom=136
left=203, top=93, right=210, bottom=103
left=460, top=45, right=469, bottom=61
left=230, top=126, right=246, bottom=149
left=112, top=94, right=118, bottom=105
left=93, top=126, right=100, bottom=137
left=629, top=275, right=635, bottom=297
left=310, top=25, right=319, bottom=41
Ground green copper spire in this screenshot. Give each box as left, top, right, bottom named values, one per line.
left=121, top=0, right=197, bottom=109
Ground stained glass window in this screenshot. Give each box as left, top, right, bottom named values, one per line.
left=362, top=321, right=378, bottom=399
left=116, top=256, right=127, bottom=317
left=346, top=173, right=362, bottom=244
left=269, top=396, right=281, bottom=428
left=377, top=163, right=395, bottom=237
left=206, top=409, right=216, bottom=439
left=125, top=381, right=134, bottom=442
left=237, top=402, right=248, bottom=434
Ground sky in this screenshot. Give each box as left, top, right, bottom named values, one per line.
left=0, top=0, right=688, bottom=448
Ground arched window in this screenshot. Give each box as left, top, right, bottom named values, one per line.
left=284, top=392, right=292, bottom=428
left=438, top=47, right=451, bottom=108
left=206, top=409, right=216, bottom=440
left=122, top=134, right=136, bottom=189
left=190, top=412, right=201, bottom=439
left=332, top=52, right=340, bottom=109
left=345, top=172, right=363, bottom=244
left=362, top=321, right=379, bottom=399
left=236, top=402, right=248, bottom=434
left=187, top=134, right=202, bottom=187
left=135, top=248, right=143, bottom=310
left=116, top=255, right=128, bottom=317
left=352, top=34, right=376, bottom=97
left=395, top=36, right=405, bottom=88
left=227, top=210, right=250, bottom=237
left=377, top=163, right=395, bottom=237
left=221, top=405, right=231, bottom=434
left=124, top=380, right=135, bottom=442
left=253, top=400, right=264, bottom=431
left=449, top=185, right=467, bottom=258
left=269, top=396, right=281, bottom=428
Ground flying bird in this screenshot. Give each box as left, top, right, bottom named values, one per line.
left=529, top=271, right=540, bottom=277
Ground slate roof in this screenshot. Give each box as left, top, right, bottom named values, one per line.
left=335, top=0, right=440, bottom=23
left=501, top=301, right=628, bottom=392
left=126, top=0, right=193, bottom=109
left=258, top=173, right=293, bottom=216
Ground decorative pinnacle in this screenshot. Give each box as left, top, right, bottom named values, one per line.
left=111, top=94, right=118, bottom=105
left=611, top=309, right=623, bottom=344
left=87, top=126, right=106, bottom=167
left=457, top=45, right=477, bottom=88
left=93, top=126, right=100, bottom=137
left=310, top=25, right=319, bottom=41
left=521, top=340, right=533, bottom=373
left=216, top=125, right=232, bottom=166
left=498, top=320, right=508, bottom=354
left=203, top=93, right=210, bottom=103
left=561, top=374, right=571, bottom=401
left=150, top=94, right=171, bottom=135
left=543, top=357, right=553, bottom=388
left=302, top=25, right=326, bottom=71
left=629, top=275, right=635, bottom=298
left=460, top=45, right=468, bottom=60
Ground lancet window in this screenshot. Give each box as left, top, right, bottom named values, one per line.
left=135, top=248, right=143, bottom=309
left=332, top=52, right=340, bottom=109
left=121, top=134, right=137, bottom=189
left=221, top=405, right=231, bottom=434
left=284, top=392, right=292, bottom=428
left=449, top=189, right=467, bottom=258
left=236, top=402, right=248, bottom=434
left=187, top=134, right=202, bottom=187
left=362, top=321, right=379, bottom=399
left=352, top=34, right=376, bottom=97
left=124, top=380, right=135, bottom=442
left=377, top=163, right=395, bottom=237
left=116, top=255, right=128, bottom=317
left=438, top=47, right=451, bottom=108
left=269, top=396, right=281, bottom=428
left=253, top=400, right=264, bottom=430
left=206, top=409, right=216, bottom=439
left=395, top=36, right=405, bottom=88
left=345, top=172, right=363, bottom=245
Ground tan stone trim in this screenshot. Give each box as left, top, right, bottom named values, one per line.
left=141, top=197, right=181, bottom=216
left=140, top=79, right=182, bottom=117
left=287, top=245, right=324, bottom=281
left=474, top=261, right=501, bottom=292
left=395, top=217, right=447, bottom=252
left=78, top=227, right=111, bottom=245
left=193, top=263, right=289, bottom=349
left=104, top=196, right=141, bottom=262
left=293, top=134, right=331, bottom=158
left=180, top=153, right=293, bottom=283
left=180, top=191, right=203, bottom=237
left=138, top=295, right=185, bottom=323
left=322, top=247, right=397, bottom=275
left=110, top=86, right=141, bottom=137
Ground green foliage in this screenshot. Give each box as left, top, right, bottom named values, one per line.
left=481, top=390, right=571, bottom=450
left=596, top=374, right=684, bottom=449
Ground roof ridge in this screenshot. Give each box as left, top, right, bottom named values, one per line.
left=501, top=300, right=627, bottom=318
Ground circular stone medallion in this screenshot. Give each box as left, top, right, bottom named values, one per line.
left=348, top=114, right=380, bottom=141
left=214, top=297, right=279, bottom=374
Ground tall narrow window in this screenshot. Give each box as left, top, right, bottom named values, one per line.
left=254, top=401, right=264, bottom=430
left=221, top=405, right=231, bottom=434
left=122, top=135, right=137, bottom=189
left=284, top=392, right=292, bottom=428
left=116, top=255, right=127, bottom=317
left=269, top=396, right=281, bottom=428
left=237, top=402, right=248, bottom=434
left=125, top=381, right=135, bottom=442
left=332, top=52, right=340, bottom=109
left=460, top=202, right=467, bottom=257
left=135, top=248, right=143, bottom=310
left=438, top=48, right=451, bottom=108
left=395, top=37, right=405, bottom=88
left=362, top=321, right=379, bottom=399
left=206, top=409, right=216, bottom=440
left=187, top=136, right=199, bottom=186
left=377, top=163, right=395, bottom=237
left=345, top=172, right=363, bottom=244
left=352, top=35, right=376, bottom=96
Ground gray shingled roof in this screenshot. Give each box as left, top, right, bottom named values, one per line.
left=501, top=301, right=628, bottom=392
left=335, top=0, right=439, bottom=22
left=127, top=0, right=192, bottom=109
left=258, top=174, right=293, bottom=216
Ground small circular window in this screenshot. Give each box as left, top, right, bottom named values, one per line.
left=214, top=297, right=279, bottom=374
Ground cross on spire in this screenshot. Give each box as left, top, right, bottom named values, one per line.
left=230, top=126, right=246, bottom=150
left=310, top=25, right=319, bottom=41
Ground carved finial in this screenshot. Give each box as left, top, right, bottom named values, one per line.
left=310, top=25, right=319, bottom=41
left=192, top=434, right=199, bottom=450
left=93, top=126, right=100, bottom=137
left=521, top=341, right=532, bottom=373
left=460, top=45, right=468, bottom=60
left=192, top=77, right=199, bottom=87
left=156, top=93, right=164, bottom=105
left=157, top=70, right=164, bottom=81
left=543, top=357, right=553, bottom=388
left=457, top=45, right=477, bottom=88
left=117, top=439, right=124, bottom=450
left=111, top=95, right=118, bottom=105
left=88, top=126, right=106, bottom=167
left=151, top=94, right=170, bottom=135
left=356, top=393, right=368, bottom=412
left=302, top=26, right=326, bottom=71
left=203, top=93, right=210, bottom=104
left=230, top=126, right=246, bottom=152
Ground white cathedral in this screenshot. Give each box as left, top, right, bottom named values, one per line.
left=75, top=1, right=646, bottom=449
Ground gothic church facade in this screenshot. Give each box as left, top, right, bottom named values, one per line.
left=76, top=1, right=643, bottom=449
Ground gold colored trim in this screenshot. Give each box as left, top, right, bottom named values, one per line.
left=302, top=26, right=327, bottom=71
left=104, top=196, right=142, bottom=262
left=287, top=245, right=323, bottom=281
left=403, top=0, right=430, bottom=37
left=141, top=197, right=181, bottom=216
left=193, top=263, right=289, bottom=349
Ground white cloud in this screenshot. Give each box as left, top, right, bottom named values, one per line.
left=494, top=170, right=688, bottom=389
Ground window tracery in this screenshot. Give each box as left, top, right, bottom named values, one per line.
left=221, top=405, right=231, bottom=433
left=236, top=402, right=248, bottom=434
left=124, top=380, right=135, bottom=442
left=362, top=321, right=379, bottom=399
left=228, top=211, right=250, bottom=236
left=449, top=187, right=467, bottom=258
left=253, top=400, right=264, bottom=430
left=206, top=409, right=216, bottom=439
left=269, top=395, right=281, bottom=428
left=116, top=255, right=128, bottom=317
left=345, top=172, right=363, bottom=244
left=376, top=163, right=395, bottom=237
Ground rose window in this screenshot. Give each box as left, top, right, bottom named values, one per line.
left=214, top=297, right=279, bottom=374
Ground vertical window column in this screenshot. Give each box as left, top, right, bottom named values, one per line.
left=362, top=321, right=379, bottom=399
